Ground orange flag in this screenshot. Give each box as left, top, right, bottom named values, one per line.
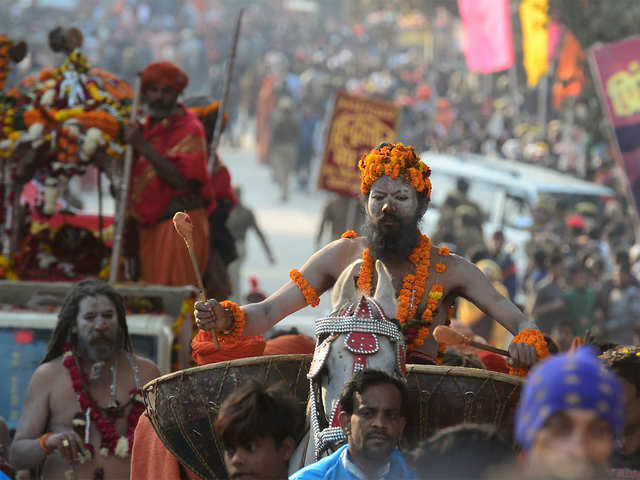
left=553, top=31, right=585, bottom=109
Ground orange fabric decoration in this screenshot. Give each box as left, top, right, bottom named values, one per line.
left=39, top=433, right=53, bottom=455
left=218, top=300, right=246, bottom=344
left=290, top=269, right=320, bottom=307
left=140, top=61, right=189, bottom=94
left=570, top=336, right=584, bottom=352
left=341, top=230, right=358, bottom=239
left=138, top=209, right=209, bottom=287
left=508, top=329, right=550, bottom=377
left=552, top=31, right=585, bottom=109
left=131, top=414, right=201, bottom=480
left=478, top=351, right=509, bottom=374
left=264, top=334, right=315, bottom=355
left=358, top=142, right=432, bottom=198
left=77, top=110, right=120, bottom=139
left=191, top=330, right=265, bottom=366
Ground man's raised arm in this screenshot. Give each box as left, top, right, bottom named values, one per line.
left=195, top=237, right=359, bottom=337
left=449, top=256, right=538, bottom=367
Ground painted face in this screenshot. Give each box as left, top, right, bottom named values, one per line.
left=528, top=408, right=614, bottom=479
left=75, top=295, right=121, bottom=362
left=223, top=436, right=293, bottom=480
left=145, top=83, right=179, bottom=120
left=366, top=176, right=419, bottom=231
left=340, top=383, right=406, bottom=464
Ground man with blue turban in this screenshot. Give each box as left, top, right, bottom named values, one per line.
left=515, top=347, right=624, bottom=479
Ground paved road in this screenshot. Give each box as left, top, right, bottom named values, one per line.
left=221, top=146, right=334, bottom=336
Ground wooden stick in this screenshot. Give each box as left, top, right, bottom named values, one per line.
left=433, top=325, right=510, bottom=357
left=173, top=212, right=220, bottom=350
left=208, top=7, right=245, bottom=171
left=109, top=74, right=142, bottom=283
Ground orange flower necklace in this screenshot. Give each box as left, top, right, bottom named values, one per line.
left=357, top=234, right=449, bottom=351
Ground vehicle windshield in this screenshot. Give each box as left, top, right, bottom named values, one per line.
left=430, top=171, right=497, bottom=220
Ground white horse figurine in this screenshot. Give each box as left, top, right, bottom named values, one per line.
left=289, top=259, right=406, bottom=471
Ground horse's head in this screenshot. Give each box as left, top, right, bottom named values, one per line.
left=330, top=258, right=397, bottom=322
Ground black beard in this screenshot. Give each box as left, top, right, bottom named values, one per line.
left=363, top=213, right=422, bottom=264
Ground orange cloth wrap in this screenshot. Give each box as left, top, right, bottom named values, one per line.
left=191, top=330, right=266, bottom=366
left=264, top=334, right=315, bottom=355
left=140, top=61, right=189, bottom=94
left=138, top=208, right=209, bottom=286
left=131, top=413, right=200, bottom=480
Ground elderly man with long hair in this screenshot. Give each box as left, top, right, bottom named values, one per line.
left=10, top=279, right=159, bottom=479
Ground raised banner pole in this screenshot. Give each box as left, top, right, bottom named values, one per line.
left=109, top=74, right=142, bottom=283
left=208, top=8, right=244, bottom=172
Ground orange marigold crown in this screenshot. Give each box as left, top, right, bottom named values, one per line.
left=358, top=142, right=432, bottom=198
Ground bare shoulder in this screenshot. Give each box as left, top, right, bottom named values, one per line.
left=30, top=357, right=63, bottom=385
left=435, top=249, right=481, bottom=288
left=308, top=236, right=364, bottom=262
left=133, top=354, right=161, bottom=384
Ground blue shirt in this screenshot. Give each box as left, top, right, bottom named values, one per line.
left=290, top=444, right=416, bottom=480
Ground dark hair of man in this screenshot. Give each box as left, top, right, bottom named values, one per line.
left=412, top=423, right=515, bottom=479
left=612, top=363, right=640, bottom=398
left=41, top=278, right=132, bottom=364
left=340, top=369, right=409, bottom=419
left=214, top=381, right=301, bottom=450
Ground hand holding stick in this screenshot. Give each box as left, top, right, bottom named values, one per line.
left=433, top=325, right=510, bottom=357
left=173, top=212, right=220, bottom=350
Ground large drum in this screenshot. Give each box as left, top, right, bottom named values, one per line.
left=143, top=355, right=522, bottom=480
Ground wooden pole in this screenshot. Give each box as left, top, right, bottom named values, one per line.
left=109, top=74, right=142, bottom=283
left=208, top=8, right=245, bottom=172
left=97, top=169, right=104, bottom=244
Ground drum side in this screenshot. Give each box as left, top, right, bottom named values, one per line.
left=143, top=355, right=312, bottom=480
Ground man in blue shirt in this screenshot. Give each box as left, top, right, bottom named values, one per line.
left=290, top=369, right=416, bottom=480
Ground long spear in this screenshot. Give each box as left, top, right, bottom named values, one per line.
left=109, top=74, right=142, bottom=283
left=208, top=8, right=245, bottom=172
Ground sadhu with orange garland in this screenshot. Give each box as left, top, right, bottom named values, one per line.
left=194, top=141, right=541, bottom=367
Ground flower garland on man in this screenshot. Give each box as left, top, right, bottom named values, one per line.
left=9, top=279, right=160, bottom=480
left=194, top=141, right=540, bottom=369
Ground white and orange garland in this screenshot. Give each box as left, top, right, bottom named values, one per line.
left=0, top=49, right=131, bottom=215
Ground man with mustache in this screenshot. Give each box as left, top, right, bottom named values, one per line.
left=124, top=61, right=211, bottom=286
left=290, top=369, right=414, bottom=479
left=9, top=279, right=160, bottom=479
left=195, top=142, right=538, bottom=367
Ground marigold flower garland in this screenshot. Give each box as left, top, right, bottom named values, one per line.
left=508, top=329, right=550, bottom=378
left=357, top=234, right=453, bottom=352
left=62, top=344, right=145, bottom=459
left=218, top=300, right=246, bottom=344
left=358, top=142, right=432, bottom=198
left=290, top=269, right=320, bottom=307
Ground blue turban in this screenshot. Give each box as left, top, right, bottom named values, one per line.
left=515, top=346, right=624, bottom=450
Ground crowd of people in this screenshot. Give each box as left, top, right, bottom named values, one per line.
left=2, top=1, right=640, bottom=479
left=1, top=277, right=639, bottom=479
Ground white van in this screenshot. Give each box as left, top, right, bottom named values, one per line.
left=420, top=152, right=614, bottom=277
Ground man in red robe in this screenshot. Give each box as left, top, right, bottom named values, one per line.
left=125, top=61, right=210, bottom=286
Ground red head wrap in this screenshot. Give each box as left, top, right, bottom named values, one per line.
left=140, top=61, right=189, bottom=94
